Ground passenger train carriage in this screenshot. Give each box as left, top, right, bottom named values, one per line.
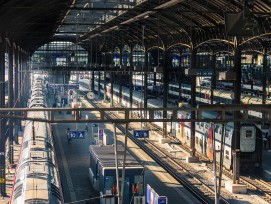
left=10, top=77, right=63, bottom=204
left=177, top=110, right=262, bottom=171
left=91, top=79, right=263, bottom=172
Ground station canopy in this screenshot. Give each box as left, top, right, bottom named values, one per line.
left=1, top=0, right=271, bottom=53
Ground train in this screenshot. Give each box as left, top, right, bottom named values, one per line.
left=89, top=79, right=263, bottom=172
left=178, top=111, right=262, bottom=171
left=10, top=77, right=64, bottom=204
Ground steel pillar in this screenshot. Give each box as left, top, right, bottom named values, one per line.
left=190, top=48, right=197, bottom=157
left=144, top=51, right=148, bottom=109
left=129, top=72, right=133, bottom=109
left=14, top=46, right=19, bottom=144
left=162, top=50, right=169, bottom=138
left=98, top=69, right=101, bottom=98
left=8, top=44, right=14, bottom=165
left=262, top=48, right=267, bottom=106
left=103, top=71, right=107, bottom=102
left=0, top=39, right=6, bottom=196
left=129, top=48, right=133, bottom=67
left=233, top=37, right=241, bottom=184
left=110, top=73, right=114, bottom=107
left=119, top=74, right=123, bottom=106
left=210, top=53, right=216, bottom=105
left=91, top=70, right=94, bottom=91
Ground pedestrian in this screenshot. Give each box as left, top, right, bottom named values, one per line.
left=85, top=115, right=88, bottom=132
left=67, top=128, right=71, bottom=142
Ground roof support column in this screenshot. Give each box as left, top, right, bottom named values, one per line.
left=0, top=38, right=6, bottom=196
left=91, top=70, right=94, bottom=91
left=14, top=45, right=19, bottom=144
left=8, top=42, right=14, bottom=165
left=98, top=66, right=101, bottom=99
left=119, top=73, right=123, bottom=106
left=120, top=48, right=123, bottom=66
left=162, top=49, right=169, bottom=138
left=129, top=47, right=133, bottom=68
left=189, top=46, right=197, bottom=158
left=129, top=69, right=133, bottom=109
left=178, top=49, right=183, bottom=103
left=233, top=37, right=241, bottom=184
left=119, top=48, right=123, bottom=106
left=210, top=52, right=216, bottom=104
left=144, top=51, right=148, bottom=109
left=110, top=72, right=114, bottom=107
left=103, top=67, right=107, bottom=102
left=262, top=47, right=267, bottom=106
left=24, top=55, right=30, bottom=107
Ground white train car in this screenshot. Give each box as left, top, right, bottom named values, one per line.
left=10, top=78, right=63, bottom=204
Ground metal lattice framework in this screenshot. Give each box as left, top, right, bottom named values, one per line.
left=1, top=105, right=271, bottom=123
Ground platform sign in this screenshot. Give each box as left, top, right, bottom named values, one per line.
left=99, top=129, right=104, bottom=141
left=158, top=197, right=167, bottom=204
left=196, top=69, right=213, bottom=76
left=133, top=130, right=149, bottom=138
left=68, top=131, right=85, bottom=139
left=92, top=123, right=98, bottom=128
left=146, top=184, right=167, bottom=204
left=99, top=129, right=104, bottom=137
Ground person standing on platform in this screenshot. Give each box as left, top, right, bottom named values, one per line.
left=67, top=128, right=71, bottom=142
left=85, top=115, right=89, bottom=132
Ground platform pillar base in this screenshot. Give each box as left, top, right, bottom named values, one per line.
left=158, top=138, right=170, bottom=144
left=225, top=180, right=247, bottom=194
left=185, top=156, right=199, bottom=163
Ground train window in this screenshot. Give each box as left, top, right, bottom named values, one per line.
left=225, top=131, right=229, bottom=138
left=215, top=125, right=220, bottom=133
left=225, top=150, right=229, bottom=160
left=201, top=123, right=204, bottom=128
left=205, top=124, right=209, bottom=129
left=245, top=130, right=253, bottom=138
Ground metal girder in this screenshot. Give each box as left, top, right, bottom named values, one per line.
left=0, top=105, right=271, bottom=123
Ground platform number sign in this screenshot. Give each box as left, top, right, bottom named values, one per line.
left=133, top=130, right=149, bottom=138
left=158, top=197, right=167, bottom=204
left=68, top=130, right=85, bottom=139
